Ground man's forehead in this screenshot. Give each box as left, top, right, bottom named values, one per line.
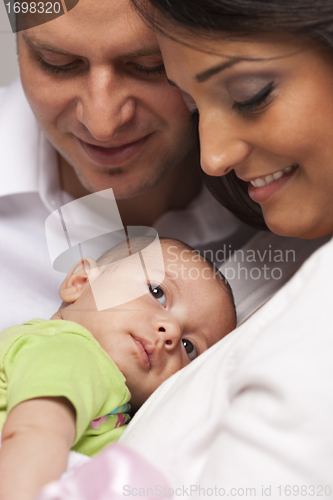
left=19, top=0, right=160, bottom=57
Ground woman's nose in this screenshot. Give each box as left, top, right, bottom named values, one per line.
left=76, top=67, right=136, bottom=142
left=199, top=112, right=251, bottom=177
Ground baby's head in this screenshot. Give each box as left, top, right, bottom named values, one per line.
left=57, top=238, right=236, bottom=410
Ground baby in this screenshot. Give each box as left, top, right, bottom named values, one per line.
left=0, top=238, right=236, bottom=500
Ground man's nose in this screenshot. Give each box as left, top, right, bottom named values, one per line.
left=76, top=67, right=136, bottom=142
left=199, top=110, right=251, bottom=177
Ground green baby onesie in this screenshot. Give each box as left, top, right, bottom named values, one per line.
left=0, top=318, right=131, bottom=456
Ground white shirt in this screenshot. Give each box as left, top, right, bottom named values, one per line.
left=121, top=237, right=333, bottom=494
left=0, top=79, right=326, bottom=330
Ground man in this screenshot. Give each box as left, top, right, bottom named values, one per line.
left=0, top=0, right=324, bottom=330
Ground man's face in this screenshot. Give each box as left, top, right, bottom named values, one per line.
left=17, top=0, right=196, bottom=198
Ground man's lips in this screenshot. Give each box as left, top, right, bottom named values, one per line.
left=131, top=335, right=155, bottom=370
left=78, top=134, right=152, bottom=167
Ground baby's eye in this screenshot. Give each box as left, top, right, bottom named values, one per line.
left=149, top=285, right=166, bottom=306
left=182, top=339, right=197, bottom=361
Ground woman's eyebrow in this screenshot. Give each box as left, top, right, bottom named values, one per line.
left=195, top=49, right=302, bottom=83
left=195, top=55, right=275, bottom=83
left=195, top=57, right=245, bottom=82
left=167, top=57, right=267, bottom=87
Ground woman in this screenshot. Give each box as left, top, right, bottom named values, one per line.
left=120, top=0, right=333, bottom=494
left=132, top=0, right=333, bottom=240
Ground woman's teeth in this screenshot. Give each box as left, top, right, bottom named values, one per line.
left=250, top=165, right=296, bottom=188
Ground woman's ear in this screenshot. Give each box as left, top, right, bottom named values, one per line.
left=59, top=257, right=100, bottom=303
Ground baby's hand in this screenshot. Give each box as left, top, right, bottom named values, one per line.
left=0, top=397, right=76, bottom=500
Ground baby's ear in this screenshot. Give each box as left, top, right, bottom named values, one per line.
left=59, top=257, right=100, bottom=303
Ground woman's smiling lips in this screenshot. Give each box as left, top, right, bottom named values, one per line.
left=245, top=164, right=299, bottom=203
left=78, top=134, right=152, bottom=167
left=131, top=335, right=155, bottom=370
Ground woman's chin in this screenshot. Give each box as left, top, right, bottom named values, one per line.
left=263, top=213, right=330, bottom=240
left=265, top=220, right=300, bottom=238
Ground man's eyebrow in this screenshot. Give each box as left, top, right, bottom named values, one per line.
left=122, top=48, right=162, bottom=59
left=22, top=34, right=162, bottom=60
left=22, top=34, right=73, bottom=56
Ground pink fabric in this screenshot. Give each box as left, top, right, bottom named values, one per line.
left=35, top=443, right=170, bottom=500
left=90, top=416, right=107, bottom=430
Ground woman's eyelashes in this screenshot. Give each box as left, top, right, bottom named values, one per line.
left=180, top=90, right=198, bottom=114
left=182, top=339, right=198, bottom=361
left=232, top=81, right=275, bottom=115
left=166, top=78, right=198, bottom=113
left=167, top=78, right=274, bottom=116
left=149, top=284, right=167, bottom=306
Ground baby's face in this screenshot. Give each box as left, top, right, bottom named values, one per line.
left=68, top=241, right=235, bottom=410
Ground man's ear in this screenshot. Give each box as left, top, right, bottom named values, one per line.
left=59, top=257, right=100, bottom=303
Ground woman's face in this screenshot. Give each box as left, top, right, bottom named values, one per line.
left=157, top=32, right=333, bottom=238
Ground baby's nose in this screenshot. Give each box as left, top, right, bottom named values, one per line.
left=155, top=319, right=182, bottom=350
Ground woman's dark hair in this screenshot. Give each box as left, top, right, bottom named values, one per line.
left=201, top=168, right=266, bottom=230
left=132, top=0, right=333, bottom=43
left=132, top=0, right=333, bottom=230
